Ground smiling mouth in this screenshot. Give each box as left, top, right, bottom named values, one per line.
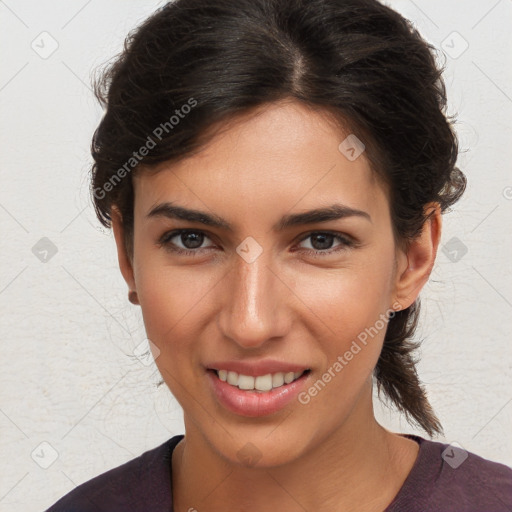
left=209, top=368, right=311, bottom=392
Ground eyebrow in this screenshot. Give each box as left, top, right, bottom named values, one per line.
left=146, top=201, right=372, bottom=231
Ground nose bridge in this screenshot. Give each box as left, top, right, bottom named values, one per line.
left=218, top=247, right=288, bottom=348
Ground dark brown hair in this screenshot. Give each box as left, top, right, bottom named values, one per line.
left=90, top=0, right=466, bottom=437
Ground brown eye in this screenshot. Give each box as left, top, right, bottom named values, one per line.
left=158, top=229, right=215, bottom=255
left=296, top=232, right=355, bottom=255
left=176, top=231, right=205, bottom=249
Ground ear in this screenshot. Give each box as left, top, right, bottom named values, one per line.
left=111, top=206, right=136, bottom=294
left=392, top=202, right=442, bottom=310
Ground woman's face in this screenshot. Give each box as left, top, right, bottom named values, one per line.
left=121, top=100, right=416, bottom=466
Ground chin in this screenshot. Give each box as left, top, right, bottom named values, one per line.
left=203, top=425, right=308, bottom=470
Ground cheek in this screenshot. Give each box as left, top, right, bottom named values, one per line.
left=134, top=260, right=221, bottom=353
left=291, top=256, right=395, bottom=331
left=288, top=255, right=396, bottom=383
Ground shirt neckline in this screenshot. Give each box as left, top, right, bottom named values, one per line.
left=384, top=433, right=432, bottom=511
left=166, top=433, right=432, bottom=511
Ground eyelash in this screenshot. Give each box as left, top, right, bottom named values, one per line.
left=157, top=229, right=356, bottom=258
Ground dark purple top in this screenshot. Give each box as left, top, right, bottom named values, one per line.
left=46, top=434, right=512, bottom=511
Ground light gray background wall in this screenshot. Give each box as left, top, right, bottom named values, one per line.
left=0, top=1, right=511, bottom=510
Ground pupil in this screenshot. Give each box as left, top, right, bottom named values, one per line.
left=182, top=232, right=203, bottom=249
left=311, top=233, right=333, bottom=250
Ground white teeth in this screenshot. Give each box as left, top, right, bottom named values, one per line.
left=255, top=374, right=273, bottom=391
left=272, top=372, right=284, bottom=387
left=215, top=369, right=307, bottom=391
left=284, top=372, right=295, bottom=384
left=238, top=375, right=255, bottom=390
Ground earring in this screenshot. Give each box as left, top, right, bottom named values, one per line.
left=128, top=290, right=139, bottom=305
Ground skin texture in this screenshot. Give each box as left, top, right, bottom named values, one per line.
left=111, top=99, right=441, bottom=512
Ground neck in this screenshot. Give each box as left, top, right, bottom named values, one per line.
left=171, top=385, right=419, bottom=512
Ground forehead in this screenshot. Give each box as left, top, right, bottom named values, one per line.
left=133, top=100, right=388, bottom=223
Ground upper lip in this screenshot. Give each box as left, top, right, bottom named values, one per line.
left=206, top=359, right=310, bottom=377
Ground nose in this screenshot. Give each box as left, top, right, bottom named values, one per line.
left=217, top=248, right=291, bottom=349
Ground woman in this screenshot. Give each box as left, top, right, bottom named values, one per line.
left=47, top=0, right=512, bottom=510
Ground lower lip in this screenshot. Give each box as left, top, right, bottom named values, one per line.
left=206, top=370, right=311, bottom=417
